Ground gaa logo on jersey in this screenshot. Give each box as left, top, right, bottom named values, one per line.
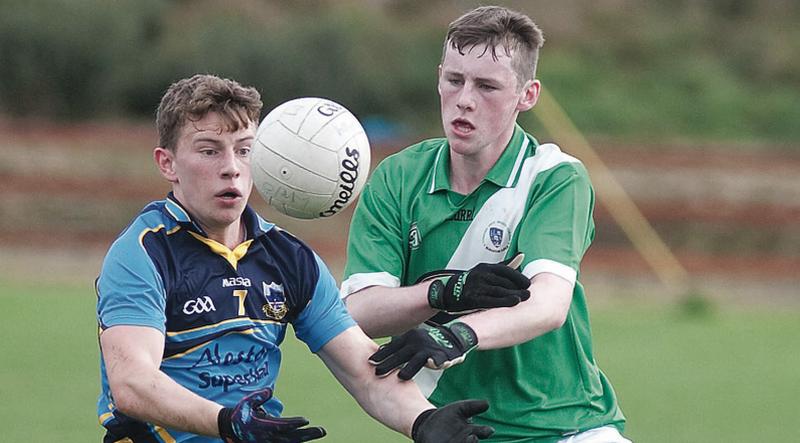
left=261, top=282, right=288, bottom=321
left=483, top=221, right=510, bottom=252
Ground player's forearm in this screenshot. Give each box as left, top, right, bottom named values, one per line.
left=109, top=365, right=223, bottom=436
left=347, top=368, right=433, bottom=436
left=461, top=273, right=573, bottom=349
left=100, top=326, right=222, bottom=437
left=318, top=327, right=432, bottom=437
left=345, top=283, right=437, bottom=338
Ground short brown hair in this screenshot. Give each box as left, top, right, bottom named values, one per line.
left=156, top=74, right=263, bottom=151
left=444, top=6, right=545, bottom=87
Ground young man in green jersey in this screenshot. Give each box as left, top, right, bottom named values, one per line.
left=341, top=6, right=629, bottom=442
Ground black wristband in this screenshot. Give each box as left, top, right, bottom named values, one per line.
left=426, top=279, right=446, bottom=310
left=447, top=321, right=478, bottom=349
left=218, top=407, right=236, bottom=442
left=411, top=408, right=436, bottom=441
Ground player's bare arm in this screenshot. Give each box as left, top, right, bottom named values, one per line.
left=318, top=325, right=494, bottom=441
left=103, top=325, right=327, bottom=442
left=100, top=325, right=223, bottom=436
left=369, top=272, right=572, bottom=379
left=462, top=272, right=573, bottom=349
left=346, top=255, right=531, bottom=338
left=345, top=283, right=436, bottom=337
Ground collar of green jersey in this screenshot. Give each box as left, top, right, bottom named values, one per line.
left=428, top=124, right=538, bottom=194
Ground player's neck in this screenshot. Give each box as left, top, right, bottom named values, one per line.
left=448, top=147, right=503, bottom=195
left=203, top=219, right=247, bottom=250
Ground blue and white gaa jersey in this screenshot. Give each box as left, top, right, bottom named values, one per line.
left=96, top=193, right=354, bottom=442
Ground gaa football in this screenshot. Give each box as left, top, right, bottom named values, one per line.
left=251, top=97, right=371, bottom=219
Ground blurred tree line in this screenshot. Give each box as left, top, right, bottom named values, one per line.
left=1, top=0, right=798, bottom=143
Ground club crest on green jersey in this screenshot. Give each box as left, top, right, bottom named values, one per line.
left=261, top=282, right=288, bottom=321
left=408, top=222, right=421, bottom=250
left=483, top=221, right=510, bottom=252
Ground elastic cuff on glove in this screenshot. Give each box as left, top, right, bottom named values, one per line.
left=446, top=320, right=478, bottom=349
left=411, top=408, right=436, bottom=440
left=426, top=279, right=446, bottom=310
left=217, top=407, right=235, bottom=442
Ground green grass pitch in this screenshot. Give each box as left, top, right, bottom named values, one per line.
left=1, top=280, right=798, bottom=442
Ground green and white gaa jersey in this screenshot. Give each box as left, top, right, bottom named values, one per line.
left=343, top=125, right=625, bottom=441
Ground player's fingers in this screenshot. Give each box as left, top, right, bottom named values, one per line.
left=453, top=399, right=490, bottom=417
left=472, top=295, right=520, bottom=308
left=486, top=265, right=531, bottom=288
left=243, top=387, right=274, bottom=408
left=374, top=347, right=416, bottom=377
left=369, top=337, right=406, bottom=363
left=254, top=415, right=309, bottom=431
left=287, top=426, right=327, bottom=442
left=398, top=352, right=430, bottom=380
left=438, top=354, right=466, bottom=370
left=474, top=267, right=529, bottom=291
left=473, top=288, right=530, bottom=307
left=471, top=425, right=495, bottom=439
left=501, top=252, right=525, bottom=269
left=425, top=349, right=452, bottom=369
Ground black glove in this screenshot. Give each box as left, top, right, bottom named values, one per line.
left=370, top=321, right=478, bottom=380
left=425, top=253, right=531, bottom=313
left=218, top=388, right=326, bottom=443
left=412, top=399, right=495, bottom=443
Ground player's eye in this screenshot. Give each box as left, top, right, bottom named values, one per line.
left=447, top=77, right=464, bottom=86
left=199, top=148, right=217, bottom=156
left=479, top=83, right=498, bottom=91
left=238, top=146, right=252, bottom=157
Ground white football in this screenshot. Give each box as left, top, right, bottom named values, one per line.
left=251, top=97, right=371, bottom=219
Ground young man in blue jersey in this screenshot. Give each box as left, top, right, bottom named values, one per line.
left=96, top=73, right=495, bottom=442
left=341, top=6, right=630, bottom=442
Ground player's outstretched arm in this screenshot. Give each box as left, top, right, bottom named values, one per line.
left=345, top=255, right=530, bottom=338
left=317, top=326, right=493, bottom=441
left=369, top=272, right=574, bottom=379
left=100, top=325, right=224, bottom=436
left=102, top=326, right=325, bottom=442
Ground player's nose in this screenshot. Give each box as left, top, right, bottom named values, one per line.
left=219, top=149, right=241, bottom=178
left=456, top=85, right=476, bottom=111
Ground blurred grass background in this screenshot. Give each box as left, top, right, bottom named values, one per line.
left=1, top=0, right=799, bottom=441
left=3, top=282, right=799, bottom=442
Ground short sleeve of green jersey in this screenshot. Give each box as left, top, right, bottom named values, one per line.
left=341, top=163, right=406, bottom=296
left=517, top=162, right=595, bottom=284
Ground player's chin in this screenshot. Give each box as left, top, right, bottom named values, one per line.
left=447, top=139, right=477, bottom=157
left=214, top=196, right=244, bottom=208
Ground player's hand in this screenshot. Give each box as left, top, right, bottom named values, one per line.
left=425, top=253, right=531, bottom=313
left=218, top=388, right=326, bottom=443
left=412, top=399, right=494, bottom=443
left=369, top=321, right=478, bottom=380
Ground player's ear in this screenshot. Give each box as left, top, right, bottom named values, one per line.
left=436, top=64, right=443, bottom=96
left=154, top=146, right=178, bottom=183
left=516, top=79, right=541, bottom=112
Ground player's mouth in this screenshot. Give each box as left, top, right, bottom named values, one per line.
left=451, top=118, right=475, bottom=136
left=215, top=188, right=243, bottom=202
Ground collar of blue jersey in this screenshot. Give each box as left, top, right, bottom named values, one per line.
left=163, top=192, right=273, bottom=239
left=428, top=124, right=538, bottom=194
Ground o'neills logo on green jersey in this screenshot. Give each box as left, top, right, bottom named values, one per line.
left=408, top=222, right=421, bottom=250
